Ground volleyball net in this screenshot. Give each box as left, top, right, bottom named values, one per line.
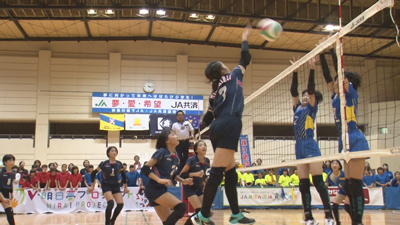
left=200, top=0, right=400, bottom=170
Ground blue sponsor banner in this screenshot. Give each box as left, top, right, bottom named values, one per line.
left=92, top=92, right=203, bottom=115
left=239, top=135, right=252, bottom=168
left=150, top=114, right=177, bottom=135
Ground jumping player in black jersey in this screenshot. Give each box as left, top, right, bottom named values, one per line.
left=180, top=140, right=210, bottom=225
left=88, top=146, right=129, bottom=225
left=0, top=154, right=16, bottom=225
left=290, top=57, right=335, bottom=225
left=319, top=39, right=369, bottom=225
left=141, top=128, right=194, bottom=225
left=192, top=24, right=255, bottom=225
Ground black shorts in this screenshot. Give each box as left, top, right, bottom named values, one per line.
left=0, top=189, right=12, bottom=200
left=101, top=183, right=121, bottom=194
left=183, top=185, right=203, bottom=199
left=210, top=115, right=242, bottom=152
left=144, top=183, right=168, bottom=207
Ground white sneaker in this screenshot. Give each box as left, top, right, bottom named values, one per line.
left=305, top=219, right=319, bottom=225
left=324, top=219, right=336, bottom=225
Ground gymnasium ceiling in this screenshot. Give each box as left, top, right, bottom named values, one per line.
left=0, top=0, right=399, bottom=58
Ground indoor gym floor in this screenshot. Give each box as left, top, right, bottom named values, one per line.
left=1, top=209, right=400, bottom=225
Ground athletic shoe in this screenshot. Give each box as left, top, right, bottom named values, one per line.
left=305, top=219, right=319, bottom=225
left=191, top=212, right=215, bottom=225
left=325, top=218, right=336, bottom=225
left=229, top=212, right=256, bottom=224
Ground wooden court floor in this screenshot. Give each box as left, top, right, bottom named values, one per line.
left=1, top=209, right=400, bottom=225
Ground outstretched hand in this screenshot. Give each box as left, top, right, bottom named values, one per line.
left=308, top=56, right=319, bottom=69
left=290, top=56, right=300, bottom=72
left=242, top=23, right=252, bottom=41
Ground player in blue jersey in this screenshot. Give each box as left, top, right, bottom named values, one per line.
left=325, top=160, right=351, bottom=225
left=141, top=128, right=193, bottom=225
left=0, top=154, right=16, bottom=225
left=192, top=24, right=255, bottom=225
left=88, top=147, right=129, bottom=225
left=320, top=43, right=369, bottom=225
left=290, top=56, right=335, bottom=225
left=180, top=140, right=210, bottom=225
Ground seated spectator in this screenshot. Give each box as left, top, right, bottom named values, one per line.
left=265, top=169, right=277, bottom=186
left=254, top=172, right=267, bottom=187
left=364, top=161, right=374, bottom=176
left=390, top=171, right=400, bottom=187
left=29, top=170, right=38, bottom=189
left=323, top=161, right=332, bottom=174
left=383, top=163, right=394, bottom=182
left=36, top=164, right=49, bottom=191
left=57, top=164, right=70, bottom=191
left=70, top=166, right=82, bottom=191
left=242, top=170, right=254, bottom=186
left=126, top=165, right=139, bottom=187
left=363, top=170, right=375, bottom=187
left=252, top=158, right=266, bottom=177
left=47, top=168, right=58, bottom=190
left=20, top=175, right=31, bottom=189
left=84, top=165, right=94, bottom=188
left=290, top=168, right=299, bottom=186
left=375, top=167, right=390, bottom=187
left=279, top=169, right=291, bottom=187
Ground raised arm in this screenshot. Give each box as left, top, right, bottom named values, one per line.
left=308, top=57, right=317, bottom=107
left=238, top=23, right=252, bottom=73
left=319, top=52, right=334, bottom=96
left=290, top=57, right=300, bottom=108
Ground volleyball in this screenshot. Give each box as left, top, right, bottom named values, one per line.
left=256, top=18, right=283, bottom=42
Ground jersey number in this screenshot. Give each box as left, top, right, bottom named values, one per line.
left=219, top=86, right=227, bottom=102
left=294, top=116, right=299, bottom=125
left=7, top=178, right=11, bottom=186
left=110, top=168, right=115, bottom=176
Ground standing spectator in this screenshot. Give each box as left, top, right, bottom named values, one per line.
left=290, top=168, right=300, bottom=186
left=364, top=161, right=374, bottom=176
left=57, top=164, right=70, bottom=191
left=390, top=171, right=400, bottom=187
left=47, top=168, right=58, bottom=190
left=254, top=173, right=266, bottom=187
left=242, top=170, right=254, bottom=186
left=265, top=169, right=277, bottom=186
left=279, top=169, right=291, bottom=187
left=70, top=166, right=82, bottom=191
left=11, top=166, right=20, bottom=190
left=36, top=164, right=49, bottom=191
left=29, top=170, right=38, bottom=189
left=68, top=163, right=74, bottom=174
left=323, top=161, right=332, bottom=174
left=33, top=160, right=42, bottom=172
left=54, top=162, right=60, bottom=172
left=171, top=110, right=194, bottom=172
left=133, top=155, right=142, bottom=171
left=126, top=165, right=139, bottom=187
left=20, top=175, right=31, bottom=189
left=19, top=161, right=28, bottom=175
left=84, top=165, right=94, bottom=188
left=122, top=163, right=128, bottom=173
left=375, top=167, right=390, bottom=187
left=382, top=163, right=394, bottom=182
left=362, top=170, right=375, bottom=187
left=48, top=163, right=55, bottom=170
left=80, top=160, right=90, bottom=176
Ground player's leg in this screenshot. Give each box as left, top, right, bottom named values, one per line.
left=185, top=195, right=202, bottom=225
left=344, top=158, right=365, bottom=225
left=332, top=194, right=346, bottom=225
left=297, top=164, right=314, bottom=222
left=1, top=192, right=15, bottom=225
left=103, top=191, right=115, bottom=225
left=310, top=162, right=334, bottom=221
left=154, top=192, right=186, bottom=225
left=110, top=192, right=124, bottom=225
left=344, top=197, right=351, bottom=219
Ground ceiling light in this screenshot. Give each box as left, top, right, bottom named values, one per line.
left=324, top=24, right=341, bottom=31
left=105, top=9, right=114, bottom=15
left=206, top=14, right=215, bottom=20
left=139, top=9, right=149, bottom=15
left=189, top=13, right=198, bottom=18
left=156, top=10, right=166, bottom=16
left=87, top=9, right=97, bottom=15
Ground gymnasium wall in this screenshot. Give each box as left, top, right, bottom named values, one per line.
left=0, top=40, right=398, bottom=172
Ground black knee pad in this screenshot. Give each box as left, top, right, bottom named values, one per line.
left=107, top=200, right=115, bottom=210
left=224, top=167, right=238, bottom=185
left=299, top=179, right=311, bottom=194
left=344, top=204, right=351, bottom=214
left=348, top=178, right=363, bottom=197
left=312, top=175, right=327, bottom=192
left=173, top=202, right=187, bottom=218
left=206, top=167, right=225, bottom=187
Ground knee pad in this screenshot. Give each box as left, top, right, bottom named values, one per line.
left=106, top=200, right=115, bottom=210
left=173, top=202, right=187, bottom=218
left=224, top=167, right=238, bottom=185
left=348, top=179, right=363, bottom=197
left=206, top=167, right=225, bottom=187
left=344, top=204, right=351, bottom=214
left=312, top=175, right=327, bottom=192
left=299, top=179, right=311, bottom=194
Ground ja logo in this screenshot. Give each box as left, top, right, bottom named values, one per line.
left=95, top=99, right=107, bottom=107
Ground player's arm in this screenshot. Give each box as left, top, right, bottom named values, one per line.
left=180, top=165, right=203, bottom=178
left=290, top=57, right=300, bottom=108
left=142, top=158, right=170, bottom=185
left=120, top=167, right=129, bottom=193
left=308, top=57, right=317, bottom=107
left=173, top=173, right=193, bottom=186
left=238, top=23, right=252, bottom=73
left=319, top=52, right=334, bottom=96
left=89, top=167, right=101, bottom=191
